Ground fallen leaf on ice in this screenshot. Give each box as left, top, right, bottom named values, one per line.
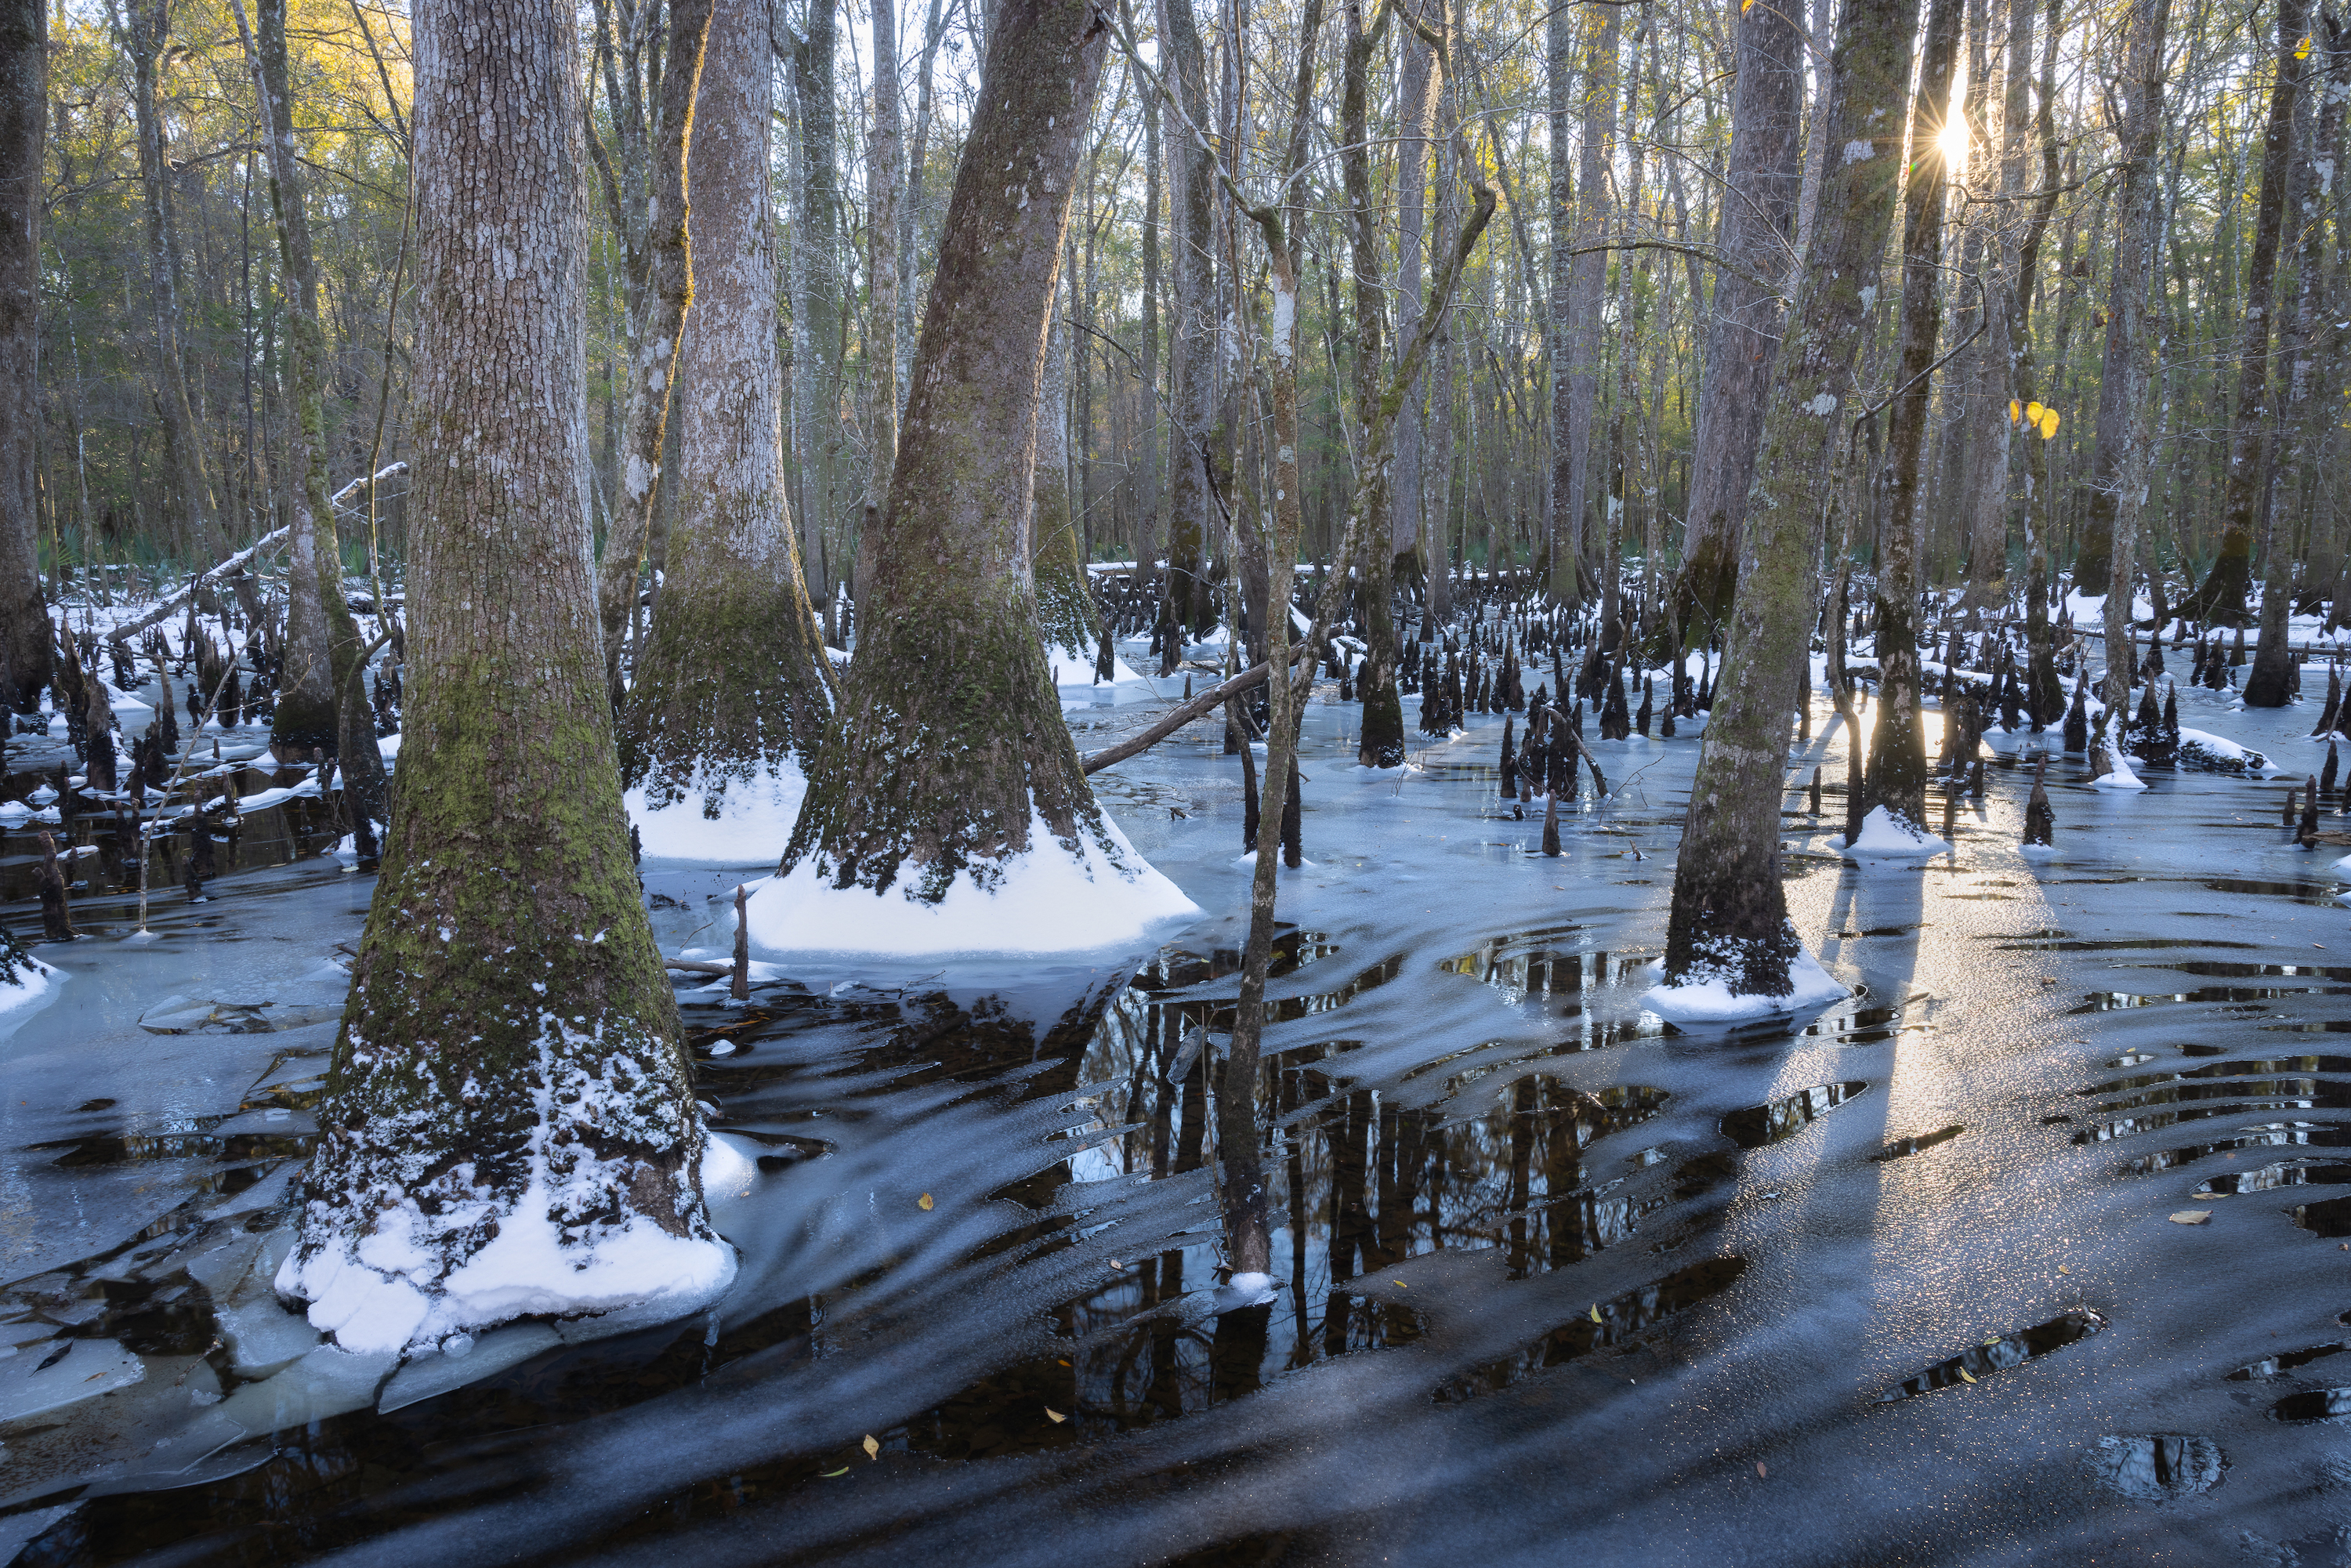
left=1589, top=1305, right=1603, bottom=1323
left=2168, top=1210, right=2211, bottom=1225
left=1755, top=1462, right=1767, bottom=1478
left=820, top=1467, right=849, bottom=1478
left=863, top=1436, right=879, bottom=1458
left=918, top=1193, right=934, bottom=1211
left=1958, top=1367, right=1977, bottom=1384
left=1045, top=1407, right=1068, bottom=1424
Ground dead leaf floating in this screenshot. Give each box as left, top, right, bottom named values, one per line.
left=863, top=1435, right=879, bottom=1458
left=1755, top=1461, right=1767, bottom=1478
left=1589, top=1304, right=1603, bottom=1323
left=1045, top=1407, right=1068, bottom=1424
left=918, top=1193, right=934, bottom=1211
left=2168, top=1210, right=2212, bottom=1225
left=820, top=1466, right=849, bottom=1478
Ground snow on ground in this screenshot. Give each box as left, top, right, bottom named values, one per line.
left=0, top=951, right=62, bottom=1033
left=741, top=803, right=1199, bottom=959
left=625, top=762, right=809, bottom=865
left=2090, top=737, right=2148, bottom=791
left=1049, top=643, right=1145, bottom=686
left=2175, top=726, right=2279, bottom=773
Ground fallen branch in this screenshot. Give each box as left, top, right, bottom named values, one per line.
left=1081, top=646, right=1313, bottom=775
left=663, top=958, right=731, bottom=975
left=106, top=462, right=410, bottom=645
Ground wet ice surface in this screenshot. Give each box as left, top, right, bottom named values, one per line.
left=8, top=665, right=2351, bottom=1564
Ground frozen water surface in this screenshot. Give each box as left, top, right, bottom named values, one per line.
left=6, top=654, right=2351, bottom=1564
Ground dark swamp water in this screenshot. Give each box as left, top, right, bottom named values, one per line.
left=7, top=670, right=2351, bottom=1566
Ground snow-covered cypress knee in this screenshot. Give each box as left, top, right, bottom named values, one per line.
left=619, top=0, right=833, bottom=861
left=279, top=0, right=732, bottom=1356
left=753, top=0, right=1191, bottom=958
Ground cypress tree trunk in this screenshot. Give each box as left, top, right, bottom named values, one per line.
left=761, top=0, right=1190, bottom=952
left=281, top=0, right=730, bottom=1355
left=1862, top=0, right=1962, bottom=834
left=1660, top=0, right=1924, bottom=1002
left=868, top=0, right=901, bottom=501
left=0, top=0, right=42, bottom=714
left=1345, top=0, right=1404, bottom=766
left=1560, top=5, right=1619, bottom=601
left=1543, top=0, right=1574, bottom=602
left=1033, top=291, right=1099, bottom=657
left=240, top=0, right=382, bottom=837
left=2096, top=0, right=2173, bottom=728
left=1159, top=0, right=1215, bottom=646
left=1668, top=0, right=1802, bottom=643
left=119, top=0, right=220, bottom=564
left=618, top=0, right=835, bottom=851
left=2180, top=0, right=2308, bottom=626
left=1392, top=4, right=1434, bottom=585
left=592, top=0, right=715, bottom=701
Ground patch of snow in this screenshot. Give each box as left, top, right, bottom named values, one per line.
left=1839, top=805, right=1952, bottom=860
left=2175, top=727, right=2279, bottom=774
left=0, top=951, right=63, bottom=1034
left=625, top=761, right=809, bottom=865
left=1212, top=1271, right=1278, bottom=1311
left=1640, top=932, right=1850, bottom=1024
left=742, top=803, right=1200, bottom=960
left=2090, top=737, right=2146, bottom=791
left=1048, top=643, right=1144, bottom=686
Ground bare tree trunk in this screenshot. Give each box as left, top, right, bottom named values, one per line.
left=869, top=0, right=901, bottom=502
left=2181, top=0, right=2308, bottom=627
left=118, top=0, right=219, bottom=564
left=594, top=0, right=715, bottom=701
left=619, top=0, right=835, bottom=835
left=1668, top=0, right=1802, bottom=643
left=0, top=0, right=42, bottom=712
left=1138, top=85, right=1163, bottom=601
left=1159, top=0, right=1215, bottom=652
left=2096, top=0, right=2172, bottom=728
left=1346, top=0, right=1405, bottom=764
left=235, top=0, right=383, bottom=837
left=1661, top=0, right=1924, bottom=1001
left=283, top=0, right=729, bottom=1353
left=1561, top=5, right=1618, bottom=602
left=776, top=0, right=1160, bottom=931
left=1034, top=284, right=1099, bottom=654
left=1393, top=4, right=1435, bottom=589
left=1423, top=4, right=1460, bottom=626
left=1861, top=0, right=1962, bottom=834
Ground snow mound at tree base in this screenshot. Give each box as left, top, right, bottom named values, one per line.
left=1049, top=643, right=1146, bottom=686
left=625, top=762, right=809, bottom=864
left=280, top=1189, right=738, bottom=1358
left=742, top=807, right=1200, bottom=959
left=1836, top=806, right=1952, bottom=859
left=1642, top=943, right=1850, bottom=1024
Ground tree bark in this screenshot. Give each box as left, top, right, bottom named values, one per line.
left=1158, top=0, right=1216, bottom=648
left=1668, top=0, right=1802, bottom=643
left=619, top=0, right=835, bottom=812
left=284, top=0, right=726, bottom=1353
left=1560, top=5, right=1618, bottom=602
left=0, top=0, right=42, bottom=713
left=594, top=0, right=715, bottom=702
left=1543, top=0, right=1574, bottom=600
left=2180, top=0, right=2308, bottom=626
left=118, top=0, right=220, bottom=564
left=1346, top=0, right=1404, bottom=764
left=780, top=0, right=1117, bottom=899
left=1861, top=0, right=1962, bottom=834
left=1392, top=2, right=1435, bottom=584
left=1662, top=0, right=1925, bottom=997
left=869, top=0, right=902, bottom=505
left=1033, top=286, right=1099, bottom=654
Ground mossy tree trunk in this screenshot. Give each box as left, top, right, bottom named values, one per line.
left=0, top=0, right=42, bottom=715
left=1663, top=0, right=1924, bottom=995
left=2179, top=0, right=2306, bottom=627
left=285, top=0, right=718, bottom=1351
left=1345, top=0, right=1404, bottom=766
left=780, top=0, right=1114, bottom=900
left=1667, top=0, right=1802, bottom=646
left=620, top=0, right=834, bottom=802
left=1861, top=0, right=1960, bottom=833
